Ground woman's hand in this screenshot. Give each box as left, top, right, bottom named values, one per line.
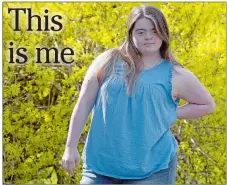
left=62, top=147, right=80, bottom=176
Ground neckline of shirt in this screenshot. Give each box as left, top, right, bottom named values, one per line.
left=141, top=59, right=166, bottom=73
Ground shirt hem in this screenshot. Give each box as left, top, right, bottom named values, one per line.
left=83, top=151, right=178, bottom=180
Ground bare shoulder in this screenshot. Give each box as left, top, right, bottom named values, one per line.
left=171, top=64, right=200, bottom=98
left=171, top=64, right=215, bottom=107
left=172, top=65, right=197, bottom=84
left=172, top=64, right=193, bottom=77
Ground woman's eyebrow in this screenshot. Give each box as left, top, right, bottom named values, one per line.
left=135, top=28, right=155, bottom=31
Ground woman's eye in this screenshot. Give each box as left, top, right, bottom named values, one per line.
left=138, top=32, right=144, bottom=35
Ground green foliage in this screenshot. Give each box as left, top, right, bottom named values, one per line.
left=3, top=2, right=226, bottom=184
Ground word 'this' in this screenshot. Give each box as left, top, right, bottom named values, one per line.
left=8, top=8, right=63, bottom=31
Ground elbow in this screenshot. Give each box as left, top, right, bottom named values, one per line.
left=207, top=100, right=216, bottom=114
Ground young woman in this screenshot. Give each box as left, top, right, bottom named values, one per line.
left=62, top=4, right=215, bottom=184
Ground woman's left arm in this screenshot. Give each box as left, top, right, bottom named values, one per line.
left=172, top=66, right=216, bottom=119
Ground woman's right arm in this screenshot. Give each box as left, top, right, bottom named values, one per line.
left=66, top=73, right=100, bottom=148
left=62, top=70, right=102, bottom=176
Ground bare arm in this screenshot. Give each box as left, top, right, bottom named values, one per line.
left=62, top=71, right=101, bottom=176
left=66, top=72, right=100, bottom=148
left=172, top=66, right=216, bottom=119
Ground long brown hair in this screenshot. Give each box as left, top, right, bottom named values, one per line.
left=88, top=4, right=183, bottom=96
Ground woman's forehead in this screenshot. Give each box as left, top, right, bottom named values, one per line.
left=133, top=18, right=155, bottom=31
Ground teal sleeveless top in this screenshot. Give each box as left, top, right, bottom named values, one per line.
left=81, top=57, right=180, bottom=179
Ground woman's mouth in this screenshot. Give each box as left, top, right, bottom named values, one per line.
left=144, top=43, right=154, bottom=45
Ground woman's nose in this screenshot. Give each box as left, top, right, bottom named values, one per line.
left=145, top=32, right=153, bottom=40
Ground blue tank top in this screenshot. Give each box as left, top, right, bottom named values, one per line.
left=81, top=57, right=180, bottom=179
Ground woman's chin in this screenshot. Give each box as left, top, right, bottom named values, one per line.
left=142, top=48, right=159, bottom=54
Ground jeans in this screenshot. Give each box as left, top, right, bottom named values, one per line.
left=80, top=153, right=178, bottom=184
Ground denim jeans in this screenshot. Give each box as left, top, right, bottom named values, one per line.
left=80, top=153, right=178, bottom=184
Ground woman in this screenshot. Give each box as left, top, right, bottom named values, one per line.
left=62, top=4, right=215, bottom=184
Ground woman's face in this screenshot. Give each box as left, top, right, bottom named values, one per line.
left=132, top=18, right=163, bottom=55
